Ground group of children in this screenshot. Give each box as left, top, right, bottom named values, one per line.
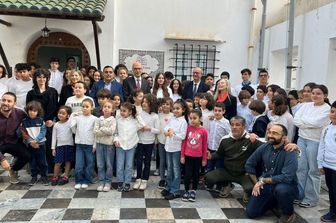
left=21, top=86, right=233, bottom=202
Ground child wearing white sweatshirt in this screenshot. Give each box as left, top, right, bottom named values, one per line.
left=293, top=84, right=330, bottom=208
left=94, top=100, right=116, bottom=192
left=317, top=101, right=336, bottom=222
left=114, top=102, right=145, bottom=192
left=133, top=94, right=160, bottom=191
left=71, top=98, right=98, bottom=190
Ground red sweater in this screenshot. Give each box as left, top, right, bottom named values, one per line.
left=181, top=125, right=208, bottom=162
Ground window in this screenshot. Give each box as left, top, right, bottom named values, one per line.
left=169, top=43, right=220, bottom=81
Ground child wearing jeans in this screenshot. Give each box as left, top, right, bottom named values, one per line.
left=71, top=99, right=98, bottom=190
left=134, top=94, right=160, bottom=191
left=181, top=109, right=208, bottom=202
left=114, top=102, right=145, bottom=192
left=50, top=106, right=74, bottom=186
left=94, top=100, right=116, bottom=192
left=317, top=101, right=336, bottom=222
left=157, top=97, right=174, bottom=188
left=21, top=101, right=48, bottom=185
left=161, top=99, right=189, bottom=200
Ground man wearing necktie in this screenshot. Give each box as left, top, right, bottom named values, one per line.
left=123, top=62, right=151, bottom=101
left=182, top=67, right=209, bottom=100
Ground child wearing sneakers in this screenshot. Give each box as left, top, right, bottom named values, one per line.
left=181, top=109, right=208, bottom=202
left=94, top=100, right=116, bottom=192
left=71, top=99, right=98, bottom=190
left=21, top=101, right=48, bottom=186
left=157, top=97, right=174, bottom=189
left=133, top=94, right=160, bottom=191
left=114, top=102, right=145, bottom=192
left=161, top=99, right=189, bottom=200
left=50, top=106, right=74, bottom=186
left=317, top=101, right=336, bottom=222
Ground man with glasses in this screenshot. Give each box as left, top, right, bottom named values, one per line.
left=245, top=124, right=298, bottom=223
left=258, top=69, right=269, bottom=87
left=182, top=67, right=209, bottom=100
left=90, top=65, right=123, bottom=105
left=48, top=57, right=63, bottom=95
left=123, top=62, right=151, bottom=101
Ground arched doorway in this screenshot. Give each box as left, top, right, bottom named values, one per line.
left=27, top=32, right=90, bottom=71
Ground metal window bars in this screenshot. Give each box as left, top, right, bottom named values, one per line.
left=169, top=43, right=220, bottom=81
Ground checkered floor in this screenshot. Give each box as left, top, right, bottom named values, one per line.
left=0, top=169, right=330, bottom=223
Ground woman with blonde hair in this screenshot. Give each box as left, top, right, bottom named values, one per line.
left=213, top=78, right=237, bottom=120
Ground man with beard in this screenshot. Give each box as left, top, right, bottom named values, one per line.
left=245, top=124, right=298, bottom=223
left=0, top=92, right=31, bottom=184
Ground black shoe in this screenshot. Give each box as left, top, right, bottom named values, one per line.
left=29, top=177, right=38, bottom=186
left=158, top=180, right=166, bottom=189
left=181, top=191, right=189, bottom=202
left=40, top=177, right=49, bottom=186
left=123, top=183, right=131, bottom=192
left=161, top=189, right=170, bottom=197
left=117, top=182, right=123, bottom=192
left=164, top=193, right=180, bottom=200
left=321, top=212, right=336, bottom=222
left=188, top=190, right=196, bottom=202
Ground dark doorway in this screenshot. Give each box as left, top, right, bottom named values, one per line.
left=27, top=32, right=90, bottom=71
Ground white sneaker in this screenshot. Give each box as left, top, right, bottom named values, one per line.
left=103, top=184, right=111, bottom=192
left=153, top=169, right=159, bottom=176
left=74, top=184, right=81, bottom=190
left=81, top=184, right=88, bottom=189
left=133, top=178, right=142, bottom=190
left=139, top=180, right=147, bottom=190
left=97, top=184, right=104, bottom=192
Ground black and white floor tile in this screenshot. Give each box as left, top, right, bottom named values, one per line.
left=0, top=169, right=330, bottom=222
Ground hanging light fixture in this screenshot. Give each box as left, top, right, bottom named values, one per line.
left=41, top=18, right=50, bottom=38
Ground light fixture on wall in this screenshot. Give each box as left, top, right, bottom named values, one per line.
left=41, top=18, right=50, bottom=38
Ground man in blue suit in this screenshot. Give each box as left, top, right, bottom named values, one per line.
left=90, top=65, right=123, bottom=105
left=182, top=67, right=209, bottom=100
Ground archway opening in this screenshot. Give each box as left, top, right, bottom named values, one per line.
left=27, top=32, right=90, bottom=71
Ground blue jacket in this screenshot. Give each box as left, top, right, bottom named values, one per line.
left=90, top=80, right=124, bottom=105
left=22, top=117, right=47, bottom=144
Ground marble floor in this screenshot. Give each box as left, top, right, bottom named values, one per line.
left=0, top=168, right=330, bottom=223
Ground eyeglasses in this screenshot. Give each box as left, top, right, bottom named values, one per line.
left=259, top=74, right=268, bottom=77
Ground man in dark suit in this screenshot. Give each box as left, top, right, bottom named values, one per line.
left=90, top=65, right=123, bottom=105
left=182, top=67, right=209, bottom=100
left=123, top=62, right=151, bottom=101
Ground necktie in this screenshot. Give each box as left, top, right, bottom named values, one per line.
left=136, top=79, right=141, bottom=89
left=193, top=83, right=197, bottom=96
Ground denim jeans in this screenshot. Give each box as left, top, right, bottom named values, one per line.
left=136, top=143, right=154, bottom=180
left=165, top=151, right=181, bottom=195
left=297, top=137, right=321, bottom=205
left=96, top=143, right=115, bottom=184
left=116, top=146, right=136, bottom=184
left=75, top=144, right=95, bottom=184
left=158, top=143, right=167, bottom=180
left=29, top=143, right=48, bottom=178
left=246, top=183, right=298, bottom=218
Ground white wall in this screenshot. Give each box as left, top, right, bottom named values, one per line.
left=263, top=1, right=336, bottom=101
left=111, top=0, right=254, bottom=86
